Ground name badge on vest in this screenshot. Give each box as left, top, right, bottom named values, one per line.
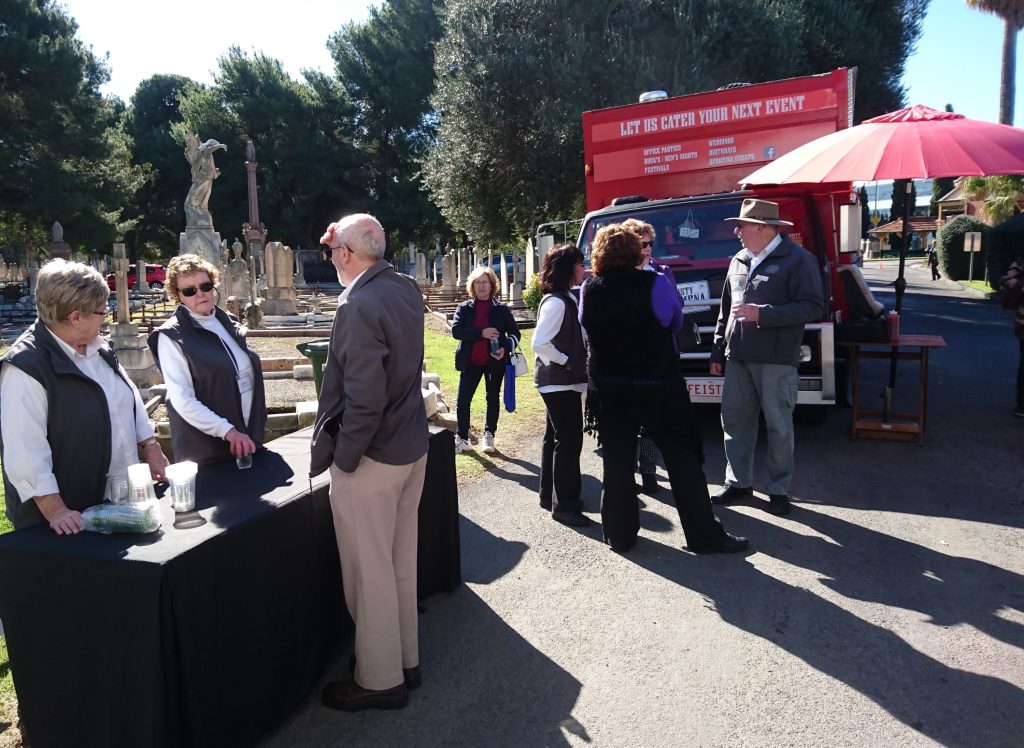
left=238, top=371, right=254, bottom=395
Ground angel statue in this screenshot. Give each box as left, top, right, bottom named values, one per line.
left=183, top=134, right=227, bottom=227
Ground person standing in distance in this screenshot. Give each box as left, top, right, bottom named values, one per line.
left=310, top=214, right=429, bottom=711
left=709, top=199, right=825, bottom=516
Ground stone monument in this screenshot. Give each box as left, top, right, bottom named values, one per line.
left=262, top=242, right=297, bottom=315
left=441, top=250, right=457, bottom=296
left=415, top=252, right=428, bottom=284
left=48, top=222, right=71, bottom=260
left=135, top=258, right=150, bottom=293
left=108, top=245, right=161, bottom=387
left=225, top=239, right=252, bottom=303
left=179, top=133, right=227, bottom=268
left=241, top=141, right=267, bottom=282
left=499, top=252, right=508, bottom=299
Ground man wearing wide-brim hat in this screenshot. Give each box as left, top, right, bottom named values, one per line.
left=708, top=198, right=825, bottom=516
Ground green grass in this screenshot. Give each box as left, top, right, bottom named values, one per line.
left=423, top=318, right=547, bottom=481
left=959, top=279, right=996, bottom=294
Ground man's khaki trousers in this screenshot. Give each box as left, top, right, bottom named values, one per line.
left=329, top=453, right=427, bottom=690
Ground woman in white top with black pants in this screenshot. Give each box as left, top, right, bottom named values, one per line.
left=533, top=245, right=591, bottom=528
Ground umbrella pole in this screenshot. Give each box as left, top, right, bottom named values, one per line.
left=884, top=181, right=912, bottom=421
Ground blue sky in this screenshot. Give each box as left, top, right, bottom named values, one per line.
left=903, top=1, right=1022, bottom=124
left=60, top=0, right=1021, bottom=125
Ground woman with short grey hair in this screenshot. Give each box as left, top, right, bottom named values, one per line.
left=0, top=259, right=168, bottom=534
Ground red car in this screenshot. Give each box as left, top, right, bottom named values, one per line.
left=107, top=263, right=167, bottom=291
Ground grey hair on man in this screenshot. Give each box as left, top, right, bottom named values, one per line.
left=35, top=259, right=109, bottom=326
left=334, top=214, right=385, bottom=261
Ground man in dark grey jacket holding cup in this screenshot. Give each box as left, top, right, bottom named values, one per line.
left=709, top=199, right=825, bottom=516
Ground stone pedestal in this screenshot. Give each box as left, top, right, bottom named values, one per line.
left=510, top=280, right=524, bottom=308
left=109, top=322, right=162, bottom=387
left=179, top=227, right=223, bottom=268
left=262, top=242, right=297, bottom=315
left=263, top=287, right=297, bottom=315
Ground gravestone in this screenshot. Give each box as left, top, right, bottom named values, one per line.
left=135, top=259, right=150, bottom=293
left=108, top=244, right=161, bottom=387
left=225, top=240, right=251, bottom=303
left=457, top=248, right=469, bottom=286
left=441, top=251, right=457, bottom=296
left=510, top=280, right=524, bottom=307
left=0, top=259, right=7, bottom=281
left=499, top=252, right=508, bottom=299
left=415, top=252, right=427, bottom=284
left=262, top=241, right=297, bottom=315
left=48, top=222, right=71, bottom=260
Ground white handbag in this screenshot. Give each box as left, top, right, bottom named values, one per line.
left=509, top=338, right=529, bottom=377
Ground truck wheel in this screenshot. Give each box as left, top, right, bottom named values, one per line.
left=150, top=281, right=163, bottom=289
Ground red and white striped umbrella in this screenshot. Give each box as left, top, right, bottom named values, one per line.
left=741, top=105, right=1024, bottom=185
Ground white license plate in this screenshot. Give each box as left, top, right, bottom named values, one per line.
left=686, top=376, right=723, bottom=401
left=677, top=280, right=711, bottom=313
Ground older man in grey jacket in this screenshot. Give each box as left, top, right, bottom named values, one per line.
left=310, top=213, right=429, bottom=711
left=709, top=199, right=825, bottom=516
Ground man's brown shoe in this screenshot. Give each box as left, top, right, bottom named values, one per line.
left=321, top=679, right=409, bottom=711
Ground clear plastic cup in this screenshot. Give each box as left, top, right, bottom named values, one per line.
left=106, top=472, right=130, bottom=504
left=236, top=453, right=253, bottom=470
left=165, top=461, right=199, bottom=512
left=127, top=463, right=157, bottom=503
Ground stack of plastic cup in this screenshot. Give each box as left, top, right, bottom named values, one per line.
left=106, top=472, right=130, bottom=504
left=165, top=461, right=199, bottom=512
left=127, top=463, right=157, bottom=503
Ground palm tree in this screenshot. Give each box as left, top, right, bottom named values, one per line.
left=966, top=0, right=1024, bottom=124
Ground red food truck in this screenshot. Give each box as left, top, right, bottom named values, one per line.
left=577, top=68, right=867, bottom=416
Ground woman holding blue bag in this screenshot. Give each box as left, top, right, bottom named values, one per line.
left=533, top=245, right=590, bottom=527
left=451, top=267, right=520, bottom=454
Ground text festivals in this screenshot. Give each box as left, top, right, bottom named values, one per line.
left=591, top=123, right=836, bottom=183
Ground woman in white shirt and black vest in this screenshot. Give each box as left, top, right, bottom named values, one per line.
left=533, top=245, right=591, bottom=528
left=148, top=254, right=267, bottom=466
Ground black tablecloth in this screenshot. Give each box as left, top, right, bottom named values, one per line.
left=0, top=426, right=459, bottom=748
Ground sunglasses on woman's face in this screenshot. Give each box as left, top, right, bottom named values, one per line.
left=179, top=281, right=215, bottom=297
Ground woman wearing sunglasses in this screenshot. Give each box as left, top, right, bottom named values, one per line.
left=148, top=254, right=267, bottom=466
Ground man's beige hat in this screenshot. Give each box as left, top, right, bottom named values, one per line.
left=724, top=199, right=794, bottom=227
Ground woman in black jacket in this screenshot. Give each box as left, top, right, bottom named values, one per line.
left=451, top=267, right=521, bottom=454
left=580, top=224, right=747, bottom=555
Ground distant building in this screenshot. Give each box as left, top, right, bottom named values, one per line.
left=856, top=179, right=934, bottom=224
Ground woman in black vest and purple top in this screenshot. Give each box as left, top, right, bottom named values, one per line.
left=579, top=224, right=748, bottom=554
left=451, top=267, right=520, bottom=454
left=148, top=254, right=267, bottom=466
left=533, top=245, right=591, bottom=528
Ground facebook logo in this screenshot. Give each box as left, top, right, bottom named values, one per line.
left=763, top=146, right=777, bottom=159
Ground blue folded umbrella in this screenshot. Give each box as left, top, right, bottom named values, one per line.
left=503, top=363, right=516, bottom=412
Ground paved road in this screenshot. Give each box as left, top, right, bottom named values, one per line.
left=266, top=262, right=1023, bottom=747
